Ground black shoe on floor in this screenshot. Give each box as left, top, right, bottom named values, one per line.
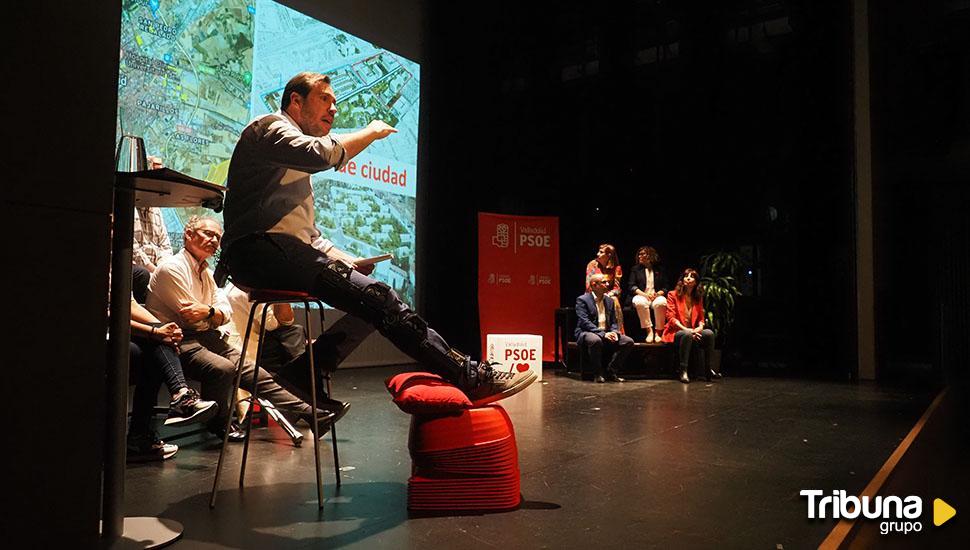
left=303, top=400, right=350, bottom=438
left=208, top=421, right=247, bottom=443
left=127, top=430, right=178, bottom=462
left=606, top=372, right=626, bottom=383
left=303, top=410, right=336, bottom=438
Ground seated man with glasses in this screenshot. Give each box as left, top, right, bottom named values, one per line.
left=146, top=215, right=346, bottom=442
left=575, top=273, right=634, bottom=383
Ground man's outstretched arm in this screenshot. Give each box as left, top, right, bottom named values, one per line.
left=333, top=120, right=397, bottom=161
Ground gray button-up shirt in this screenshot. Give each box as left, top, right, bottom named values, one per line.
left=223, top=110, right=347, bottom=248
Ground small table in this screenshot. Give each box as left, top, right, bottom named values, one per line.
left=103, top=169, right=224, bottom=548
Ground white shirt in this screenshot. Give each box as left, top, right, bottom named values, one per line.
left=595, top=294, right=607, bottom=330
left=645, top=268, right=655, bottom=293
left=146, top=248, right=232, bottom=333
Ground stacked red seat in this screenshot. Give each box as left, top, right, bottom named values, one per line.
left=408, top=405, right=521, bottom=511
left=385, top=372, right=521, bottom=512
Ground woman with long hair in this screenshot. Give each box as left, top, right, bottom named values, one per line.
left=585, top=243, right=624, bottom=334
left=626, top=245, right=667, bottom=343
left=662, top=268, right=721, bottom=383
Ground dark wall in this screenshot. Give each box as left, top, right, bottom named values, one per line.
left=870, top=1, right=970, bottom=385
left=5, top=3, right=120, bottom=545
left=420, top=1, right=857, bottom=377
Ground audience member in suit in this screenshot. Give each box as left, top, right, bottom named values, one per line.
left=585, top=243, right=625, bottom=334
left=575, top=273, right=634, bottom=383
left=626, top=245, right=668, bottom=343
left=662, top=268, right=721, bottom=383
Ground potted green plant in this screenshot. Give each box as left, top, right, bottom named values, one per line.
left=699, top=251, right=742, bottom=370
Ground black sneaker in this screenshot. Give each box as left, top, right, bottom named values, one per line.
left=462, top=361, right=538, bottom=406
left=303, top=399, right=350, bottom=439
left=164, top=388, right=218, bottom=427
left=127, top=430, right=178, bottom=463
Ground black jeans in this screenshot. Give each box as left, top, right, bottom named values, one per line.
left=673, top=329, right=715, bottom=376
left=223, top=233, right=473, bottom=386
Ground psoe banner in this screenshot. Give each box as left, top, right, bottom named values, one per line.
left=478, top=213, right=560, bottom=362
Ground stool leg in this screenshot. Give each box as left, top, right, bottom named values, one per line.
left=304, top=301, right=324, bottom=509
left=239, top=303, right=270, bottom=486
left=210, top=302, right=258, bottom=508
left=316, top=300, right=341, bottom=486
left=327, top=374, right=341, bottom=486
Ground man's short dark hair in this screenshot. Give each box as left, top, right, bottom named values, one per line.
left=281, top=72, right=332, bottom=110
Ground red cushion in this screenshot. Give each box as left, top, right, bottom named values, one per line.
left=385, top=372, right=472, bottom=415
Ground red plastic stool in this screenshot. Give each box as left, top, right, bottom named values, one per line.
left=407, top=405, right=521, bottom=512
left=209, top=287, right=339, bottom=510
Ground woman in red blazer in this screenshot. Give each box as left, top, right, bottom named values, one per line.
left=662, top=268, right=721, bottom=383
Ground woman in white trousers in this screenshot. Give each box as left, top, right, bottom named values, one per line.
left=627, top=246, right=667, bottom=343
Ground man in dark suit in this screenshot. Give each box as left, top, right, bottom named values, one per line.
left=575, top=274, right=634, bottom=383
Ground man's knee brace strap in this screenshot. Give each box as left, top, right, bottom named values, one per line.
left=361, top=281, right=393, bottom=313
left=382, top=311, right=430, bottom=348
left=317, top=261, right=355, bottom=292
left=446, top=347, right=469, bottom=370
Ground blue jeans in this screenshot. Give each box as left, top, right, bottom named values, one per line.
left=224, top=233, right=474, bottom=386
left=129, top=338, right=187, bottom=435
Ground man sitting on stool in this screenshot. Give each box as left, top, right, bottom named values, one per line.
left=575, top=274, right=634, bottom=383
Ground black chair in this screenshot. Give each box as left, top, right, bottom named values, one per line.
left=209, top=287, right=340, bottom=510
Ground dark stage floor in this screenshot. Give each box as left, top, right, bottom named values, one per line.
left=124, top=367, right=937, bottom=549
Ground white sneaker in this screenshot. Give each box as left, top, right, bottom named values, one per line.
left=644, top=328, right=654, bottom=343
left=463, top=362, right=538, bottom=406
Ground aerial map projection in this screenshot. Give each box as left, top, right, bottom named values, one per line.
left=117, top=0, right=420, bottom=303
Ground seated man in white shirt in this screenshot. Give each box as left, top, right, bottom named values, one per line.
left=147, top=216, right=346, bottom=442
